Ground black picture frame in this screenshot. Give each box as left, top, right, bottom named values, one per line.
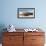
left=17, top=8, right=35, bottom=19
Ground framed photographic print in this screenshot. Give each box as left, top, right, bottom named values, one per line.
left=17, top=8, right=35, bottom=19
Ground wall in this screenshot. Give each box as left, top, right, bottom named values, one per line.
left=0, top=0, right=46, bottom=44
left=0, top=0, right=46, bottom=30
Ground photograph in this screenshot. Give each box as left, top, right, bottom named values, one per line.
left=17, top=8, right=35, bottom=19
